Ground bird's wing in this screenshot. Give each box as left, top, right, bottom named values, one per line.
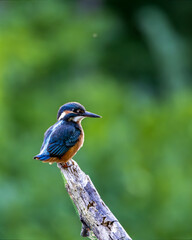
left=40, top=125, right=53, bottom=151
left=47, top=124, right=81, bottom=157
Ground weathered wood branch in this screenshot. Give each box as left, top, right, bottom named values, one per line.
left=57, top=160, right=132, bottom=240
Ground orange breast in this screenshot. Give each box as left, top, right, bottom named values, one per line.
left=43, top=130, right=84, bottom=163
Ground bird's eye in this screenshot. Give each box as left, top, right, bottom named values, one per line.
left=74, top=109, right=83, bottom=114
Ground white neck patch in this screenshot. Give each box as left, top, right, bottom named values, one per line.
left=58, top=111, right=66, bottom=120
left=72, top=116, right=85, bottom=122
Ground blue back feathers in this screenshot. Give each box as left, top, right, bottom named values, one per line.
left=34, top=120, right=81, bottom=160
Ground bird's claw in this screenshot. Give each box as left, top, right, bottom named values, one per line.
left=60, top=161, right=74, bottom=168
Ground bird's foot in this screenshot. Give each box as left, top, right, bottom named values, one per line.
left=60, top=161, right=73, bottom=168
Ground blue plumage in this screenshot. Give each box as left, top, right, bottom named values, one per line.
left=34, top=102, right=101, bottom=164
left=34, top=120, right=81, bottom=161
left=34, top=154, right=50, bottom=160
left=57, top=102, right=85, bottom=120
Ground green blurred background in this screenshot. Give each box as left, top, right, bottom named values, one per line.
left=1, top=0, right=192, bottom=239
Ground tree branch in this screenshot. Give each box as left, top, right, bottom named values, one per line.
left=57, top=160, right=132, bottom=240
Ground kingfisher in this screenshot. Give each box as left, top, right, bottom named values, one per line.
left=34, top=102, right=101, bottom=167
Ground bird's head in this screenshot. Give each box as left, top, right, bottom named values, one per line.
left=57, top=102, right=101, bottom=122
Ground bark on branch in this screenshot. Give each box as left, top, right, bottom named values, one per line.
left=57, top=160, right=132, bottom=240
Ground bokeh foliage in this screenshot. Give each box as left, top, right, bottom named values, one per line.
left=0, top=1, right=192, bottom=240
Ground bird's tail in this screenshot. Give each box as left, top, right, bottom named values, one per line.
left=34, top=154, right=50, bottom=161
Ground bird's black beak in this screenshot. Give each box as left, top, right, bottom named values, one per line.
left=82, top=111, right=101, bottom=118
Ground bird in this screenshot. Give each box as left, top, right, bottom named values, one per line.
left=34, top=102, right=101, bottom=167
